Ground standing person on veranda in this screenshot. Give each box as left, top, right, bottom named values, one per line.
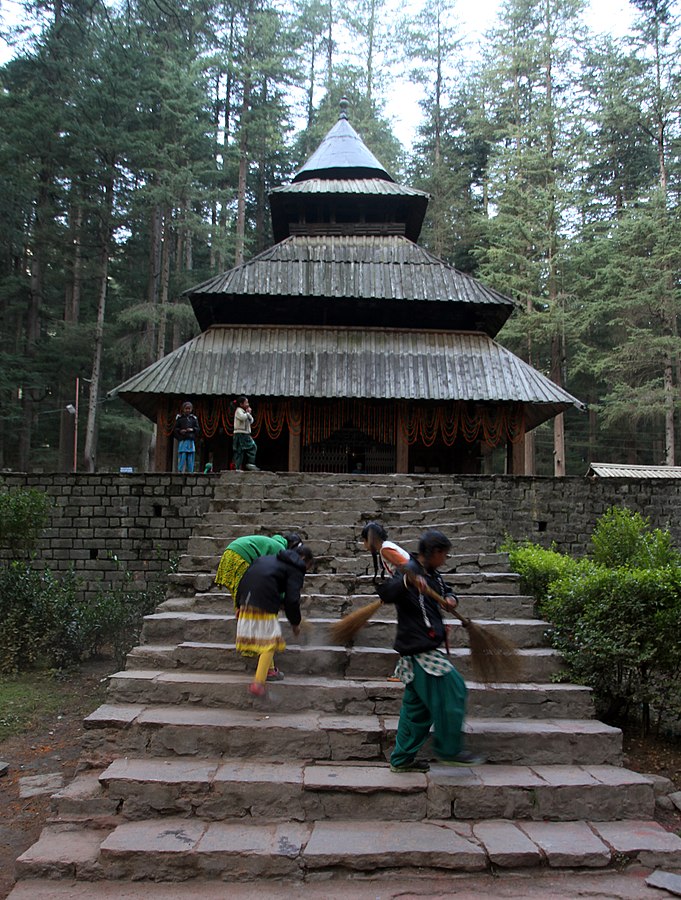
left=232, top=395, right=259, bottom=471
left=236, top=544, right=314, bottom=697
left=377, top=529, right=486, bottom=772
left=173, top=400, right=201, bottom=474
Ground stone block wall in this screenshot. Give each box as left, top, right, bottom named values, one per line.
left=0, top=474, right=217, bottom=600
left=2, top=473, right=681, bottom=600
left=457, top=475, right=681, bottom=556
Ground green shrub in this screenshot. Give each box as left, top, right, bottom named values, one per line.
left=0, top=486, right=52, bottom=556
left=503, top=541, right=590, bottom=604
left=544, top=565, right=681, bottom=730
left=0, top=561, right=165, bottom=674
left=591, top=506, right=681, bottom=569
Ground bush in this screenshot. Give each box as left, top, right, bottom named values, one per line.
left=503, top=541, right=591, bottom=605
left=544, top=565, right=681, bottom=730
left=0, top=562, right=166, bottom=674
left=505, top=508, right=681, bottom=734
left=591, top=506, right=681, bottom=569
left=0, top=486, right=52, bottom=556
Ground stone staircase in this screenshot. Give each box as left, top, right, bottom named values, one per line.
left=12, top=473, right=681, bottom=893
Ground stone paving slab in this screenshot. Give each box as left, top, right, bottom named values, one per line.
left=15, top=825, right=105, bottom=879
left=518, top=821, right=611, bottom=867
left=302, top=819, right=487, bottom=871
left=472, top=820, right=543, bottom=867
left=18, top=772, right=64, bottom=798
left=592, top=820, right=681, bottom=868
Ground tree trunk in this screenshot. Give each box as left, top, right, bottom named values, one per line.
left=83, top=174, right=114, bottom=473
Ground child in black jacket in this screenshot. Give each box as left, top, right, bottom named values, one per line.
left=377, top=529, right=485, bottom=772
left=236, top=545, right=313, bottom=697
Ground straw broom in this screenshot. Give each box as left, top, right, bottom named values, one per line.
left=330, top=571, right=522, bottom=683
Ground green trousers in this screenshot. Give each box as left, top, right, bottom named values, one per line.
left=233, top=433, right=257, bottom=469
left=389, top=659, right=468, bottom=767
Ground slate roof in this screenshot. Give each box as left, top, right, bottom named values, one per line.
left=586, top=462, right=681, bottom=479
left=188, top=235, right=515, bottom=307
left=293, top=116, right=393, bottom=183
left=109, top=324, right=583, bottom=429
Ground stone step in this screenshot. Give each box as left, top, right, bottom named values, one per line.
left=107, top=670, right=595, bottom=719
left=81, top=703, right=622, bottom=767
left=167, top=569, right=521, bottom=598
left=127, top=641, right=562, bottom=683
left=140, top=612, right=551, bottom=649
left=52, top=758, right=654, bottom=824
left=159, top=591, right=538, bottom=619
left=16, top=818, right=681, bottom=883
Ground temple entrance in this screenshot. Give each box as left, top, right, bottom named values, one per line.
left=409, top=435, right=483, bottom=475
left=302, top=425, right=396, bottom=474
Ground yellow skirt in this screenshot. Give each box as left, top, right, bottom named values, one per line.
left=215, top=549, right=250, bottom=604
left=235, top=608, right=286, bottom=657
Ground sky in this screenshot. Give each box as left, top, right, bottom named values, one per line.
left=0, top=0, right=640, bottom=149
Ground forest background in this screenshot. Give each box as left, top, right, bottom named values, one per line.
left=1, top=0, right=680, bottom=476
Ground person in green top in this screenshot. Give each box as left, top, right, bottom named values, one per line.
left=215, top=532, right=303, bottom=681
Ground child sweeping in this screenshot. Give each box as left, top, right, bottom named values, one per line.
left=235, top=544, right=314, bottom=697
left=216, top=532, right=303, bottom=682
left=376, top=529, right=486, bottom=772
left=361, top=521, right=410, bottom=578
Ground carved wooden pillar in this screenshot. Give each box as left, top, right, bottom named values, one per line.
left=396, top=404, right=409, bottom=474
left=509, top=419, right=527, bottom=475
left=288, top=400, right=301, bottom=472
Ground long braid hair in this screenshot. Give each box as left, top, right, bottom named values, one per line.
left=361, top=521, right=389, bottom=580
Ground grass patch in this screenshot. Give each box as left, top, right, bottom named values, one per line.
left=0, top=667, right=108, bottom=742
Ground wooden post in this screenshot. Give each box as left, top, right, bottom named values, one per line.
left=154, top=410, right=170, bottom=472
left=288, top=401, right=301, bottom=472
left=510, top=419, right=526, bottom=475
left=553, top=412, right=565, bottom=477
left=396, top=405, right=408, bottom=474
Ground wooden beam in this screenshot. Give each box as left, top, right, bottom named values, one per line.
left=510, top=419, right=527, bottom=475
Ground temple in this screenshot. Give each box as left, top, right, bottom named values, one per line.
left=110, top=101, right=584, bottom=474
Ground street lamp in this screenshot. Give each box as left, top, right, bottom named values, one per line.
left=65, top=376, right=79, bottom=472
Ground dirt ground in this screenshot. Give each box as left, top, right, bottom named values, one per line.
left=0, top=659, right=111, bottom=899
left=0, top=663, right=680, bottom=900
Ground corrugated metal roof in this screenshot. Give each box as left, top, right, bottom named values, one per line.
left=293, top=117, right=393, bottom=183
left=109, top=325, right=583, bottom=427
left=187, top=236, right=516, bottom=311
left=587, top=462, right=681, bottom=479
left=270, top=179, right=428, bottom=198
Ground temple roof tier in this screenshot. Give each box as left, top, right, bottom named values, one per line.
left=188, top=235, right=517, bottom=336
left=109, top=324, right=584, bottom=430
left=292, top=115, right=394, bottom=183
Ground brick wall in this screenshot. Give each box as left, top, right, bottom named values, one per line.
left=2, top=473, right=681, bottom=599
left=0, top=474, right=216, bottom=600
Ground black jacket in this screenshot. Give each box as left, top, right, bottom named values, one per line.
left=173, top=413, right=201, bottom=443
left=376, top=556, right=453, bottom=656
left=235, top=549, right=305, bottom=626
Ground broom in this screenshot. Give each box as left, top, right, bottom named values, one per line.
left=329, top=571, right=522, bottom=683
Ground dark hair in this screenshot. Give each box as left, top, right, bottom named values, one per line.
left=295, top=544, right=314, bottom=564
left=284, top=532, right=303, bottom=550
left=361, top=521, right=388, bottom=542
left=361, top=521, right=388, bottom=580
left=418, top=529, right=452, bottom=560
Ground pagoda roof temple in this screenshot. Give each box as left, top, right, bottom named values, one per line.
left=109, top=99, right=584, bottom=474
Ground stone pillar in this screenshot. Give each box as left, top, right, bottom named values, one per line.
left=396, top=406, right=409, bottom=474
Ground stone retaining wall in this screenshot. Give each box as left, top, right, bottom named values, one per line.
left=0, top=474, right=216, bottom=600
left=2, top=473, right=681, bottom=598
left=457, top=475, right=681, bottom=555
